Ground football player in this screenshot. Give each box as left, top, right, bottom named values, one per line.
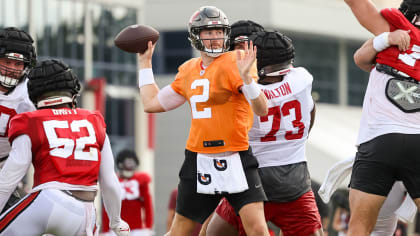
left=0, top=59, right=129, bottom=236
left=0, top=27, right=37, bottom=214
left=137, top=5, right=270, bottom=236
left=205, top=31, right=323, bottom=236
left=343, top=0, right=420, bottom=235
left=102, top=149, right=154, bottom=236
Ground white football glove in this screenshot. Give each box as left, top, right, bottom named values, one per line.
left=111, top=220, right=130, bottom=236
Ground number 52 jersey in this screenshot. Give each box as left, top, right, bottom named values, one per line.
left=8, top=108, right=106, bottom=188
left=249, top=67, right=314, bottom=167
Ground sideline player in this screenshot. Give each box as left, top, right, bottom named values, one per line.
left=205, top=31, right=323, bottom=236
left=342, top=0, right=420, bottom=235
left=0, top=27, right=37, bottom=213
left=102, top=149, right=154, bottom=236
left=137, top=5, right=270, bottom=236
left=0, top=59, right=129, bottom=235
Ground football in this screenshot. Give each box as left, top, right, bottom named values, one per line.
left=114, top=24, right=159, bottom=53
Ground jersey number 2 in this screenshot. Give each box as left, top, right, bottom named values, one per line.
left=260, top=100, right=305, bottom=142
left=190, top=79, right=211, bottom=119
left=43, top=119, right=98, bottom=161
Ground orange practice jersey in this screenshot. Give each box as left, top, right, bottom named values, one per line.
left=171, top=51, right=257, bottom=153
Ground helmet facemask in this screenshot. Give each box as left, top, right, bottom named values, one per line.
left=188, top=6, right=231, bottom=57
left=411, top=14, right=420, bottom=26
left=0, top=53, right=29, bottom=89
left=400, top=0, right=420, bottom=27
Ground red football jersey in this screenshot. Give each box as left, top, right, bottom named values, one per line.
left=102, top=172, right=153, bottom=232
left=8, top=108, right=106, bottom=187
left=376, top=8, right=420, bottom=81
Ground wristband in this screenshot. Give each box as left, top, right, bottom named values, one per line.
left=373, top=32, right=390, bottom=52
left=138, top=68, right=155, bottom=88
left=242, top=80, right=261, bottom=100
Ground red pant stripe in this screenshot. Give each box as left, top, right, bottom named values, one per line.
left=0, top=191, right=41, bottom=232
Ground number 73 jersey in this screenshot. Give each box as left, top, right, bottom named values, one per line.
left=8, top=108, right=106, bottom=187
left=249, top=67, right=314, bottom=167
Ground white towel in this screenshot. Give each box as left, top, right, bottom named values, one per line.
left=318, top=156, right=354, bottom=203
left=395, top=194, right=417, bottom=223
left=318, top=155, right=418, bottom=224
left=196, top=152, right=248, bottom=194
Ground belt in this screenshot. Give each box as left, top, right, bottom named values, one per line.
left=376, top=63, right=411, bottom=79
left=62, top=190, right=97, bottom=202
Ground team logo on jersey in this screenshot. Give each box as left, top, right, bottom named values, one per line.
left=197, top=173, right=212, bottom=185
left=213, top=159, right=227, bottom=171
left=386, top=78, right=420, bottom=113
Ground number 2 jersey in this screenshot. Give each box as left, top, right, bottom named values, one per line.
left=8, top=108, right=106, bottom=188
left=0, top=80, right=35, bottom=161
left=248, top=67, right=314, bottom=167
left=171, top=51, right=255, bottom=153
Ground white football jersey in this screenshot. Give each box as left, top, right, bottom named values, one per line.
left=0, top=79, right=35, bottom=160
left=249, top=67, right=314, bottom=167
left=357, top=68, right=420, bottom=145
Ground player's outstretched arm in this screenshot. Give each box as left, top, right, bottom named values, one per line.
left=354, top=29, right=411, bottom=72
left=236, top=41, right=268, bottom=116
left=138, top=41, right=166, bottom=113
left=99, top=135, right=130, bottom=235
left=344, top=0, right=390, bottom=35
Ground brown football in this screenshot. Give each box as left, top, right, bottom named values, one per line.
left=114, top=24, right=159, bottom=53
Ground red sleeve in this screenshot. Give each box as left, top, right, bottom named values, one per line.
left=381, top=8, right=411, bottom=31
left=91, top=111, right=107, bottom=149
left=8, top=113, right=29, bottom=143
left=139, top=173, right=153, bottom=228
left=168, top=188, right=178, bottom=210
left=137, top=172, right=151, bottom=184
